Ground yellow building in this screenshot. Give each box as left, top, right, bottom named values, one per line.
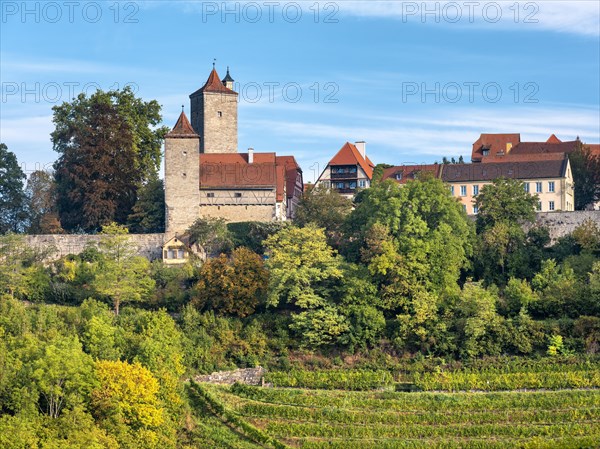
left=441, top=155, right=574, bottom=215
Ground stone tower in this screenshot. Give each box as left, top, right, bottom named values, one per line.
left=190, top=66, right=238, bottom=153
left=164, top=110, right=200, bottom=235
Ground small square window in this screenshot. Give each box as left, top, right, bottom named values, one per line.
left=482, top=149, right=490, bottom=156
left=217, top=111, right=223, bottom=117
left=207, top=193, right=215, bottom=198
left=234, top=192, right=242, bottom=198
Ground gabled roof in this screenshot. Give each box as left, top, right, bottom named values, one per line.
left=190, top=68, right=238, bottom=97
left=165, top=111, right=199, bottom=138
left=509, top=140, right=579, bottom=156
left=199, top=152, right=299, bottom=202
left=546, top=134, right=562, bottom=143
left=471, top=133, right=521, bottom=161
left=382, top=164, right=440, bottom=184
left=276, top=156, right=303, bottom=199
left=441, top=157, right=568, bottom=182
left=328, top=142, right=375, bottom=179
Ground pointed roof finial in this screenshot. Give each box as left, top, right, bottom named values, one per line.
left=213, top=58, right=216, bottom=70
left=181, top=104, right=184, bottom=113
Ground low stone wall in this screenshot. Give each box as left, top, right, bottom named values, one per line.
left=193, top=367, right=266, bottom=386
left=529, top=211, right=600, bottom=242
left=25, top=233, right=166, bottom=261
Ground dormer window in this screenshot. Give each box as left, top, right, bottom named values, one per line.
left=482, top=149, right=490, bottom=156
left=395, top=172, right=403, bottom=180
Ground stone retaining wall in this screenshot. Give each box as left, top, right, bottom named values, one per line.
left=193, top=367, right=266, bottom=386
left=529, top=211, right=600, bottom=242
left=25, top=233, right=166, bottom=261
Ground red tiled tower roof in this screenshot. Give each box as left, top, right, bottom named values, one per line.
left=165, top=111, right=199, bottom=138
left=546, top=134, right=562, bottom=143
left=191, top=68, right=237, bottom=96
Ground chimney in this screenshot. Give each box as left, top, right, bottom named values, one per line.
left=506, top=142, right=513, bottom=154
left=355, top=141, right=366, bottom=160
left=248, top=148, right=254, bottom=164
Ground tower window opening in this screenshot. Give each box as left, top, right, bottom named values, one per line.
left=218, top=111, right=223, bottom=117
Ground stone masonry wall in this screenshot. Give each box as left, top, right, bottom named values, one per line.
left=25, top=234, right=166, bottom=261
left=201, top=92, right=238, bottom=153
left=164, top=135, right=201, bottom=235
left=528, top=211, right=600, bottom=242
left=192, top=367, right=266, bottom=386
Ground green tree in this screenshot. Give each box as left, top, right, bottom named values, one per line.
left=475, top=178, right=538, bottom=230
left=294, top=184, right=352, bottom=248
left=91, top=223, right=155, bottom=314
left=25, top=170, right=63, bottom=234
left=0, top=143, right=29, bottom=233
left=187, top=217, right=233, bottom=260
left=264, top=225, right=342, bottom=309
left=30, top=335, right=96, bottom=418
left=52, top=88, right=168, bottom=231
left=193, top=247, right=269, bottom=317
left=454, top=283, right=505, bottom=358
left=570, top=142, right=600, bottom=210
left=345, top=178, right=473, bottom=304
left=473, top=178, right=539, bottom=285
left=530, top=259, right=578, bottom=318
left=127, top=176, right=165, bottom=234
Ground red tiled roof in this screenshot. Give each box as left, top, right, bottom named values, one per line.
left=382, top=164, right=440, bottom=184
left=482, top=152, right=567, bottom=163
left=191, top=68, right=238, bottom=96
left=199, top=152, right=298, bottom=202
left=328, top=142, right=375, bottom=179
left=165, top=111, right=199, bottom=138
left=472, top=133, right=521, bottom=161
left=441, top=157, right=568, bottom=182
left=546, top=134, right=562, bottom=143
left=584, top=143, right=600, bottom=158
left=509, top=140, right=579, bottom=156
left=276, top=156, right=303, bottom=199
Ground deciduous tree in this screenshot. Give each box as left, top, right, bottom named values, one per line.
left=51, top=88, right=168, bottom=231
left=0, top=143, right=29, bottom=233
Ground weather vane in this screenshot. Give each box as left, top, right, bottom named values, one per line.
left=213, top=58, right=216, bottom=69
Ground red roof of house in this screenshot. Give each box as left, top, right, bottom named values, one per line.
left=165, top=111, right=199, bottom=138
left=471, top=133, right=521, bottom=161
left=482, top=152, right=567, bottom=164
left=190, top=68, right=237, bottom=96
left=442, top=157, right=569, bottom=182
left=546, top=134, right=562, bottom=143
left=199, top=152, right=299, bottom=202
left=328, top=142, right=375, bottom=179
left=584, top=143, right=600, bottom=158
left=509, top=140, right=579, bottom=156
left=382, top=164, right=440, bottom=184
left=276, top=155, right=303, bottom=199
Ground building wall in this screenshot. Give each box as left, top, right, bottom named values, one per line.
left=447, top=177, right=574, bottom=215
left=198, top=204, right=283, bottom=222
left=164, top=136, right=201, bottom=235
left=191, top=92, right=238, bottom=153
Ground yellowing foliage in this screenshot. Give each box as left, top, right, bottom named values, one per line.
left=92, top=360, right=164, bottom=429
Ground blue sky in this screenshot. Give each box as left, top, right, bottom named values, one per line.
left=1, top=1, right=599, bottom=182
